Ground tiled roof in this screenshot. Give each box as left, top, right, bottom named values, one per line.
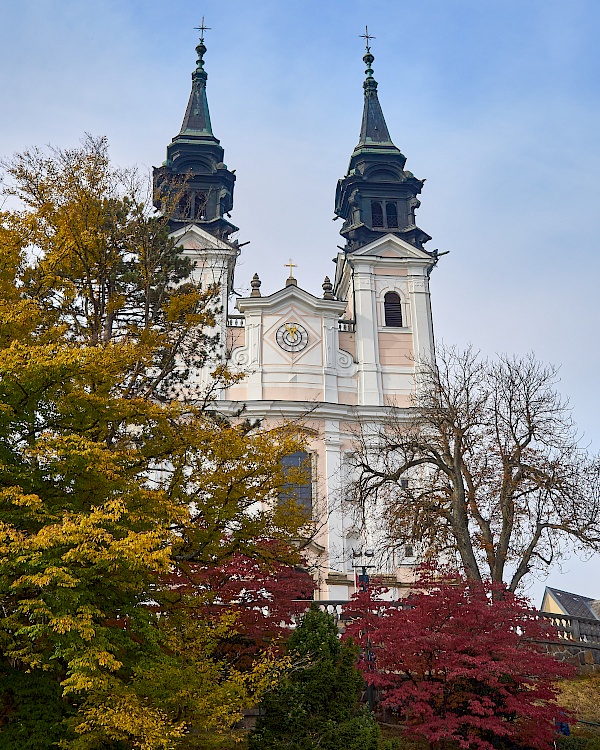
left=546, top=587, right=598, bottom=619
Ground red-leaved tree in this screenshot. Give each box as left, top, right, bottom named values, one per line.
left=162, top=545, right=315, bottom=666
left=344, top=570, right=574, bottom=750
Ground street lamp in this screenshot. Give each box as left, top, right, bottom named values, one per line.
left=351, top=548, right=376, bottom=592
left=351, top=548, right=376, bottom=711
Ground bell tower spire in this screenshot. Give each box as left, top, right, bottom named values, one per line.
left=179, top=19, right=213, bottom=136
left=334, top=30, right=431, bottom=252
left=153, top=21, right=238, bottom=240
left=358, top=28, right=393, bottom=145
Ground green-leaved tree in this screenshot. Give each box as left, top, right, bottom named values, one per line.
left=0, top=137, right=310, bottom=749
left=249, top=607, right=380, bottom=750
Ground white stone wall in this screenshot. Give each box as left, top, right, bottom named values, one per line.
left=176, top=230, right=437, bottom=600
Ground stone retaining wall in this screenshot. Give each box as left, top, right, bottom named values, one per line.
left=538, top=640, right=600, bottom=673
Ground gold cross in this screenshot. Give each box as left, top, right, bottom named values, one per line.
left=194, top=17, right=211, bottom=41
left=285, top=259, right=297, bottom=278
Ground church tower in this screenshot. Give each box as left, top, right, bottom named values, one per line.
left=334, top=42, right=431, bottom=252
left=153, top=29, right=237, bottom=241
left=154, top=27, right=240, bottom=392
left=332, top=41, right=436, bottom=406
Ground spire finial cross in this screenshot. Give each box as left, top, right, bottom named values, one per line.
left=194, top=16, right=211, bottom=42
left=360, top=25, right=375, bottom=51
left=285, top=258, right=297, bottom=278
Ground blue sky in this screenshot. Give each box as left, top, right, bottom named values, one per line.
left=1, top=0, right=599, bottom=603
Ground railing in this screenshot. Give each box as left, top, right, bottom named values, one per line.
left=306, top=602, right=600, bottom=646
left=541, top=612, right=600, bottom=646
left=312, top=600, right=349, bottom=624
left=226, top=316, right=354, bottom=331
left=303, top=599, right=406, bottom=628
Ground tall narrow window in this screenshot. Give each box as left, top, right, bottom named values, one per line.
left=279, top=451, right=312, bottom=516
left=386, top=202, right=399, bottom=228
left=177, top=193, right=192, bottom=219
left=371, top=201, right=384, bottom=228
left=194, top=192, right=207, bottom=220
left=384, top=292, right=403, bottom=327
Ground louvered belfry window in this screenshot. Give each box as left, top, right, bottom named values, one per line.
left=384, top=292, right=403, bottom=327
left=371, top=201, right=384, bottom=227
left=386, top=202, right=399, bottom=228
left=194, top=192, right=207, bottom=219
left=177, top=193, right=192, bottom=219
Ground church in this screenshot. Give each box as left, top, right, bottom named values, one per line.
left=153, top=30, right=439, bottom=600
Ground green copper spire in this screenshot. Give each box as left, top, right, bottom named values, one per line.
left=334, top=28, right=431, bottom=252
left=154, top=21, right=238, bottom=240
left=358, top=28, right=393, bottom=146
left=180, top=20, right=213, bottom=135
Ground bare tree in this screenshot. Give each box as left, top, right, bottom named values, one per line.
left=352, top=346, right=600, bottom=592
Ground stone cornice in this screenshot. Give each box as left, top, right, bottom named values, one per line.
left=210, top=399, right=414, bottom=423
left=237, top=285, right=347, bottom=316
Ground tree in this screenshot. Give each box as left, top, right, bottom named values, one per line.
left=163, top=550, right=316, bottom=667
left=352, top=346, right=600, bottom=591
left=248, top=606, right=380, bottom=750
left=0, top=137, right=311, bottom=748
left=344, top=571, right=575, bottom=750
left=1, top=134, right=228, bottom=401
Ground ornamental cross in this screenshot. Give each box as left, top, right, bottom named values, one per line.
left=194, top=17, right=211, bottom=41
left=285, top=258, right=297, bottom=278
left=360, top=25, right=375, bottom=48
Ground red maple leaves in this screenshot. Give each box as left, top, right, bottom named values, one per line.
left=344, top=571, right=574, bottom=750
left=162, top=544, right=315, bottom=663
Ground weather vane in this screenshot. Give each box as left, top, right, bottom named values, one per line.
left=194, top=16, right=211, bottom=42
left=360, top=25, right=375, bottom=50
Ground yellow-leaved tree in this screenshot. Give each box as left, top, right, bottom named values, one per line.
left=0, top=137, right=310, bottom=749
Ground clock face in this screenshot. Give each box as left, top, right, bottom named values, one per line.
left=276, top=322, right=309, bottom=353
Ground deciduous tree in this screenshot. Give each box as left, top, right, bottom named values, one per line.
left=0, top=137, right=310, bottom=748
left=352, top=346, right=600, bottom=591
left=344, top=571, right=575, bottom=750
left=163, top=549, right=315, bottom=667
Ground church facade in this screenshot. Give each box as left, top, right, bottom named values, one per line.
left=154, top=32, right=439, bottom=600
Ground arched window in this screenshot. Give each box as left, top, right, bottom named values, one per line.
left=386, top=202, right=399, bottom=228
left=371, top=201, right=384, bottom=228
left=177, top=193, right=192, bottom=219
left=194, top=192, right=207, bottom=220
left=279, top=451, right=312, bottom=516
left=384, top=292, right=403, bottom=327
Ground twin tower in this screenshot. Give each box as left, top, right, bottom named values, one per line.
left=154, top=31, right=440, bottom=599
left=153, top=31, right=431, bottom=254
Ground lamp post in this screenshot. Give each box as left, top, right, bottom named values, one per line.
left=351, top=549, right=376, bottom=712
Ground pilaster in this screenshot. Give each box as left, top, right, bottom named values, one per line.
left=322, top=314, right=340, bottom=403
left=407, top=264, right=435, bottom=363
left=353, top=261, right=383, bottom=405
left=323, top=421, right=344, bottom=574
left=245, top=311, right=263, bottom=400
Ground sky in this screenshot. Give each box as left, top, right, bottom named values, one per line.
left=1, top=0, right=599, bottom=605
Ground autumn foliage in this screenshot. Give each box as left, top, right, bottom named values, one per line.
left=0, top=137, right=312, bottom=748
left=162, top=549, right=315, bottom=663
left=344, top=571, right=575, bottom=750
